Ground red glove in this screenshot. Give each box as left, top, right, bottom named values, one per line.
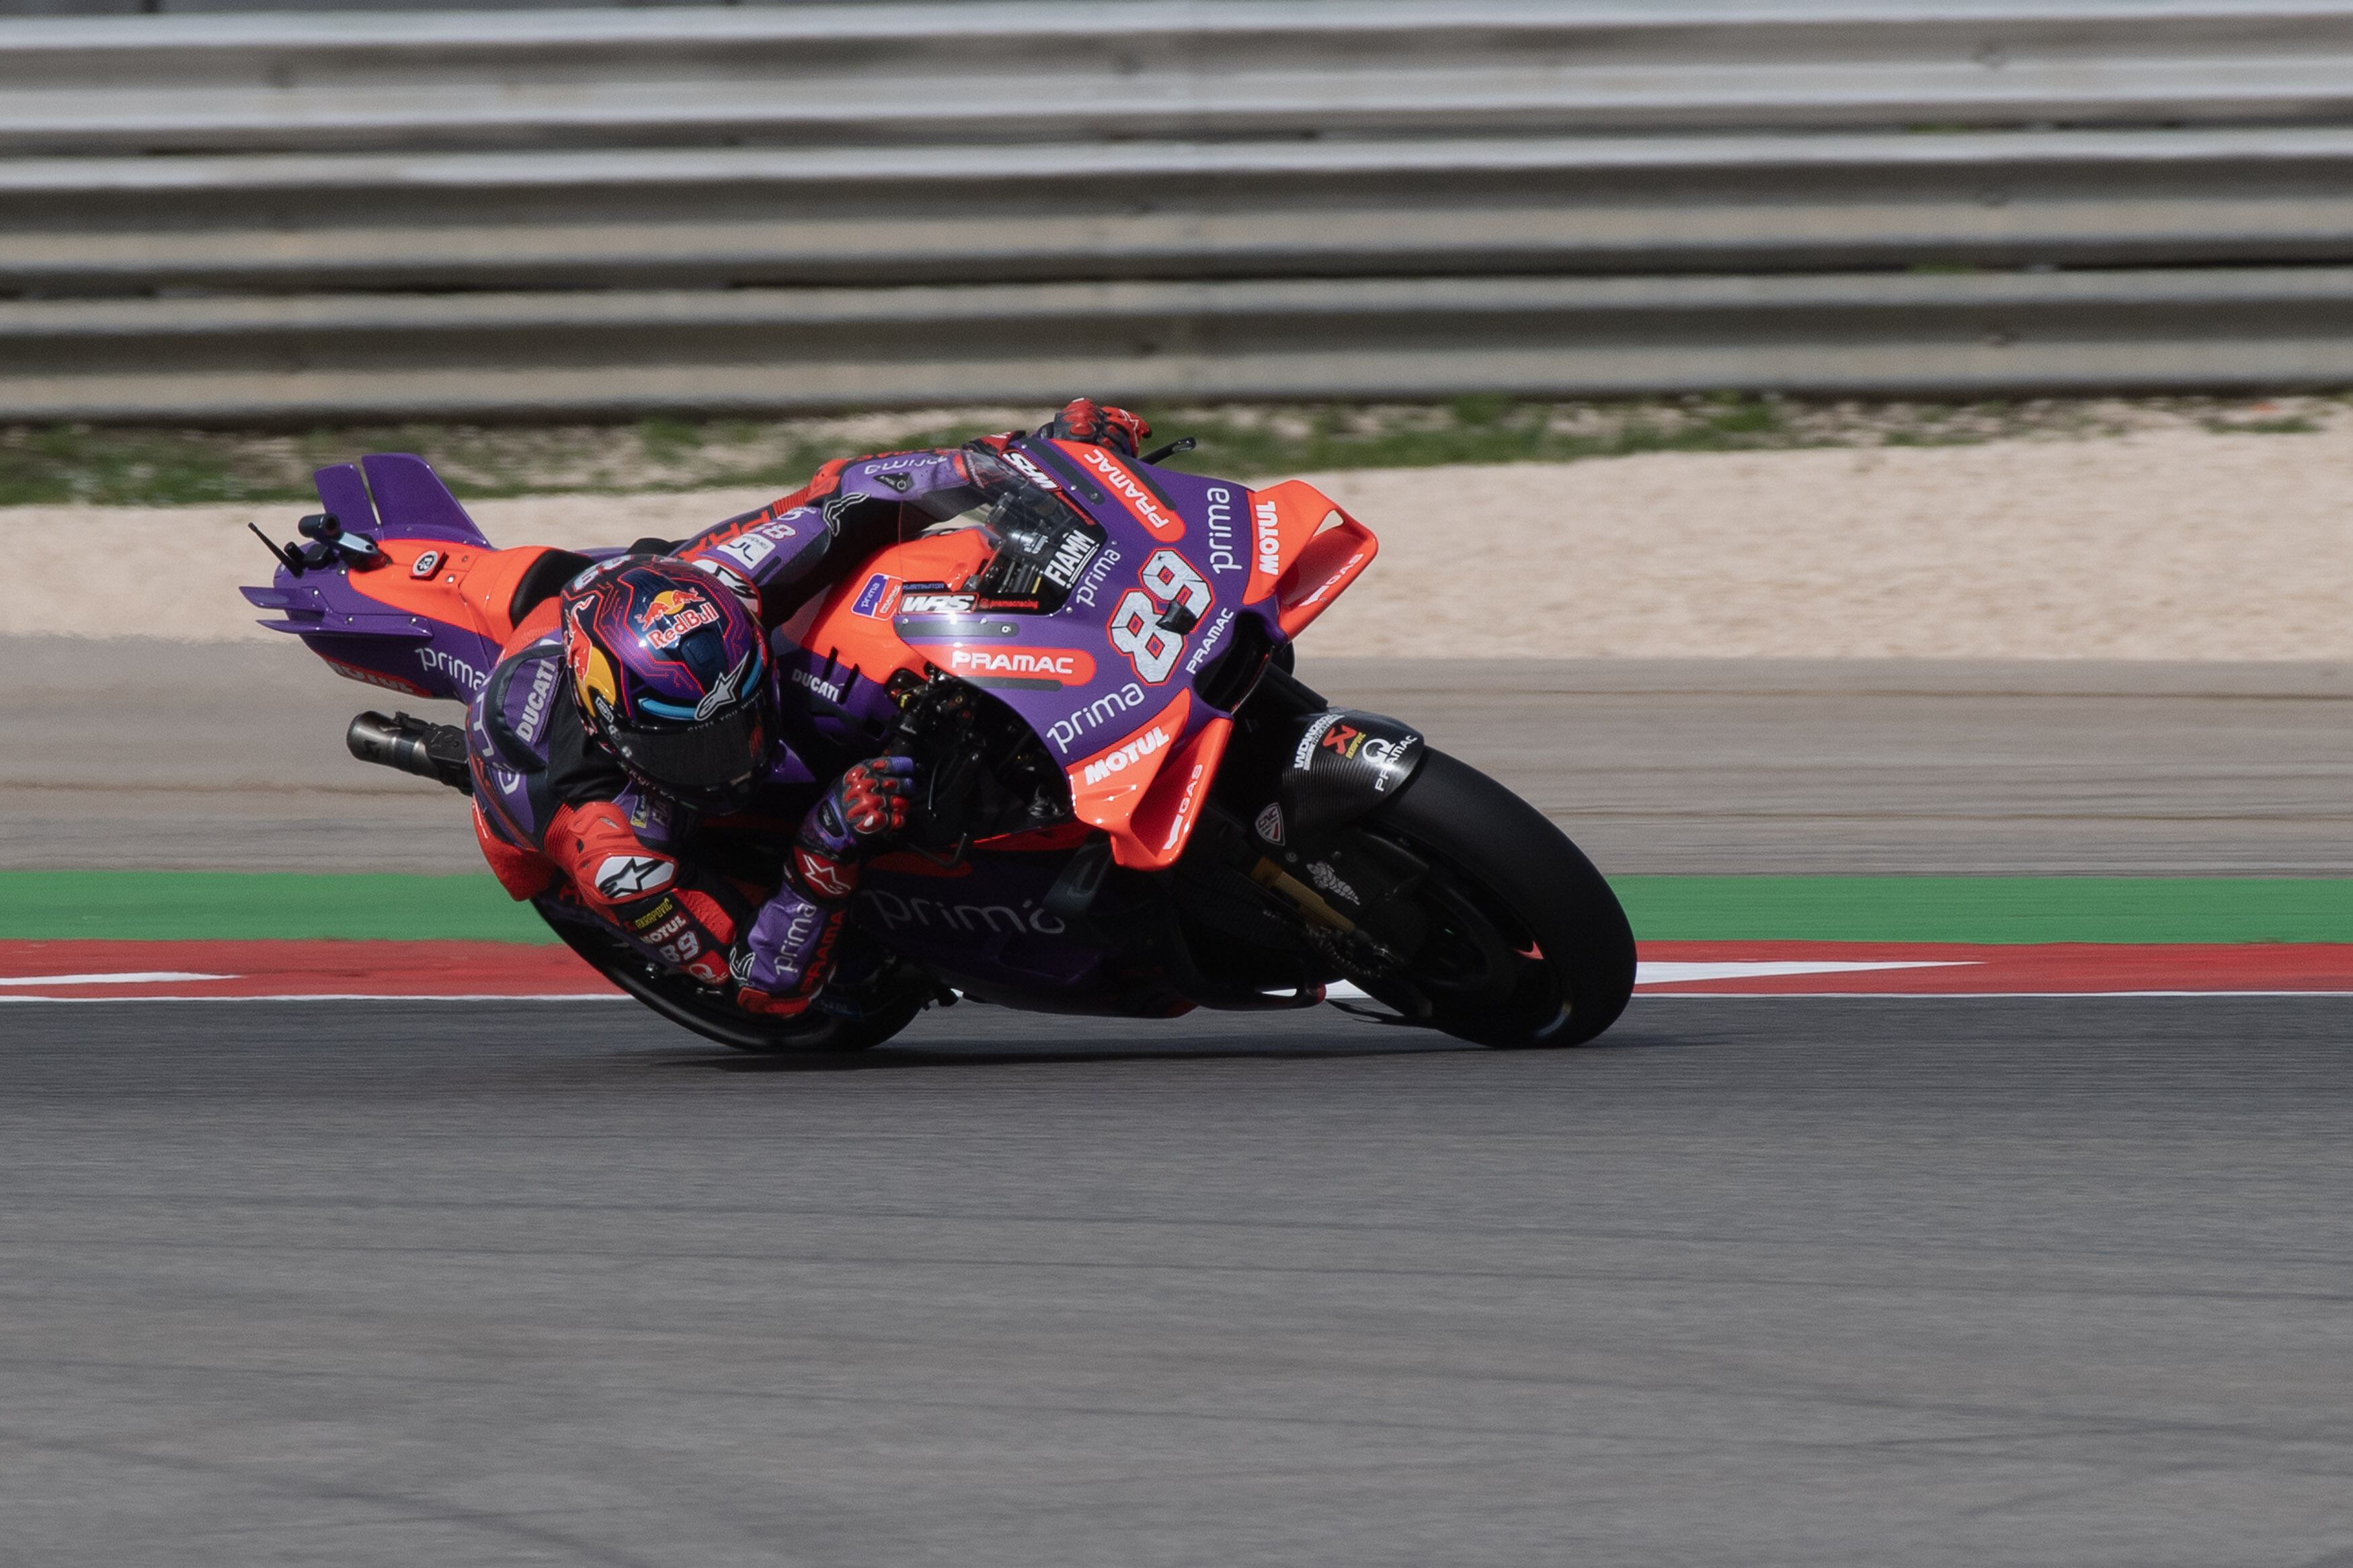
left=787, top=754, right=918, bottom=905
left=1039, top=399, right=1150, bottom=458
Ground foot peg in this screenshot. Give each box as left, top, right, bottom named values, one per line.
left=348, top=711, right=473, bottom=795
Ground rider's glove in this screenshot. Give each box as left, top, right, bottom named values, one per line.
left=730, top=754, right=916, bottom=1016
left=1037, top=399, right=1150, bottom=459
left=785, top=753, right=918, bottom=905
left=730, top=891, right=844, bottom=1017
left=803, top=755, right=916, bottom=860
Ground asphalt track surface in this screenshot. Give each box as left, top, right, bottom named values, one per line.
left=12, top=641, right=2353, bottom=1563
left=11, top=638, right=2353, bottom=874
left=5, top=995, right=2352, bottom=1567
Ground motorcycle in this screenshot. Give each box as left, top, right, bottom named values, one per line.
left=243, top=437, right=1636, bottom=1051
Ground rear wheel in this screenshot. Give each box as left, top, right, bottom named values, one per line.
left=539, top=904, right=928, bottom=1055
left=1345, top=750, right=1635, bottom=1047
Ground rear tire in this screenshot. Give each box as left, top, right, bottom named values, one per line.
left=1361, top=749, right=1636, bottom=1047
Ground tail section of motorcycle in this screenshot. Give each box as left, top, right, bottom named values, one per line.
left=240, top=452, right=597, bottom=704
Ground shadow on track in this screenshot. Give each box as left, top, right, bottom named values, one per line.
left=662, top=1041, right=1480, bottom=1073
left=651, top=1009, right=1696, bottom=1073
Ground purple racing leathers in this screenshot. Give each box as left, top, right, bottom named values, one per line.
left=466, top=442, right=999, bottom=1012
left=672, top=444, right=1013, bottom=630
left=730, top=756, right=916, bottom=1016
left=467, top=628, right=797, bottom=990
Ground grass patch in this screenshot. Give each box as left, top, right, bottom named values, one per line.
left=6, top=393, right=2351, bottom=508
left=9, top=870, right=2353, bottom=946
left=1618, top=876, right=2353, bottom=945
left=0, top=870, right=553, bottom=943
left=2205, top=417, right=2319, bottom=436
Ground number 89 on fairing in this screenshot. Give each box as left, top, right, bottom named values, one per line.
left=1107, top=549, right=1211, bottom=684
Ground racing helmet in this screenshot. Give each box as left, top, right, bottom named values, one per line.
left=561, top=557, right=776, bottom=811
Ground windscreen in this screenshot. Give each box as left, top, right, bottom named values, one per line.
left=969, top=482, right=1106, bottom=612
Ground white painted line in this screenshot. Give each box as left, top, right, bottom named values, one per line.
left=1636, top=959, right=1975, bottom=985
left=2, top=990, right=2345, bottom=1009
left=1330, top=960, right=1972, bottom=1004
left=0, top=991, right=624, bottom=1003
left=0, top=970, right=232, bottom=987
left=1634, top=990, right=2353, bottom=999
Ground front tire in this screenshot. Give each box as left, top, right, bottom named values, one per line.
left=1357, top=749, right=1636, bottom=1047
left=539, top=903, right=926, bottom=1055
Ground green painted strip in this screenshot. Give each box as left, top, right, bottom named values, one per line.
left=1614, top=876, right=2353, bottom=945
left=0, top=871, right=555, bottom=944
left=5, top=871, right=2353, bottom=946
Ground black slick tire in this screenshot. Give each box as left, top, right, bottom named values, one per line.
left=1369, top=749, right=1636, bottom=1047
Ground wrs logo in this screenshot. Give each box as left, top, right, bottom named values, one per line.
left=1081, top=725, right=1170, bottom=787
left=1002, top=448, right=1060, bottom=492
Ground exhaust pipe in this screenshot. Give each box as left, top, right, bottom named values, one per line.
left=348, top=710, right=473, bottom=795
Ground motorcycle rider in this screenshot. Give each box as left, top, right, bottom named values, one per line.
left=465, top=399, right=1154, bottom=1019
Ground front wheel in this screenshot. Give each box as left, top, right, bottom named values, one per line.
left=538, top=902, right=928, bottom=1055
left=1347, top=750, right=1636, bottom=1047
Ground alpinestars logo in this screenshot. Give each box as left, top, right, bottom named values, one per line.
left=820, top=491, right=865, bottom=534
left=595, top=854, right=674, bottom=899
left=794, top=846, right=855, bottom=900
left=694, top=653, right=754, bottom=722
left=1082, top=725, right=1170, bottom=787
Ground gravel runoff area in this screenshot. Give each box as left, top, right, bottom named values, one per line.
left=10, top=425, right=2353, bottom=659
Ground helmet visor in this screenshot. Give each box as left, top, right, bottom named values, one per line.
left=607, top=706, right=767, bottom=803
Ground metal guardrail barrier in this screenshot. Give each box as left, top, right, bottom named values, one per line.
left=6, top=1, right=2353, bottom=419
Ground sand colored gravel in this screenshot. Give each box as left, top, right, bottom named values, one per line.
left=8, top=427, right=2351, bottom=658
left=1, top=487, right=781, bottom=647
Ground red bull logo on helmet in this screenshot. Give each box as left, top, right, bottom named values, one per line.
left=640, top=587, right=718, bottom=650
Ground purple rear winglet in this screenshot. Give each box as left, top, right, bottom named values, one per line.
left=358, top=454, right=490, bottom=546
left=311, top=462, right=380, bottom=539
